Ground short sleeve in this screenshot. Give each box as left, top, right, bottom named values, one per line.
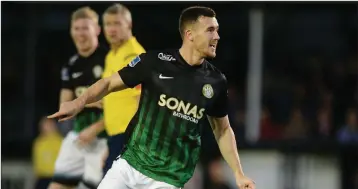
left=118, top=53, right=150, bottom=88
left=61, top=65, right=72, bottom=89
left=206, top=75, right=229, bottom=118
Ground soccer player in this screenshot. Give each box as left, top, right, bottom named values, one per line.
left=48, top=6, right=255, bottom=189
left=48, top=7, right=108, bottom=189
left=101, top=3, right=145, bottom=175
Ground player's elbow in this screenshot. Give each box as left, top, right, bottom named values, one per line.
left=107, top=73, right=127, bottom=93
left=103, top=77, right=115, bottom=93
left=214, top=122, right=231, bottom=141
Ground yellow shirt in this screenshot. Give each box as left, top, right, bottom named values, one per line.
left=32, top=133, right=62, bottom=177
left=102, top=37, right=145, bottom=136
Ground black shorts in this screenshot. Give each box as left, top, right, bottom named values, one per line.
left=34, top=177, right=52, bottom=189
left=103, top=133, right=126, bottom=176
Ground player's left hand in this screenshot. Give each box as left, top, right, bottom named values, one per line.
left=76, top=126, right=97, bottom=147
left=236, top=175, right=256, bottom=189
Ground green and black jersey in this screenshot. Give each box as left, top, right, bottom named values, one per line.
left=61, top=46, right=108, bottom=138
left=118, top=50, right=229, bottom=187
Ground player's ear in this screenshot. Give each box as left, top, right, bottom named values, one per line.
left=185, top=29, right=194, bottom=41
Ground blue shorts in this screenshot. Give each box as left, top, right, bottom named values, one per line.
left=103, top=133, right=126, bottom=176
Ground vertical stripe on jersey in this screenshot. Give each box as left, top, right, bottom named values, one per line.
left=149, top=107, right=166, bottom=154
left=130, top=91, right=149, bottom=146
left=177, top=121, right=198, bottom=166
left=160, top=115, right=178, bottom=158
left=139, top=98, right=156, bottom=146
left=154, top=109, right=170, bottom=154
left=171, top=119, right=188, bottom=163
left=165, top=114, right=184, bottom=158
left=90, top=112, right=96, bottom=124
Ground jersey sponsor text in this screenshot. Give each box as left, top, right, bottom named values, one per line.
left=158, top=94, right=205, bottom=124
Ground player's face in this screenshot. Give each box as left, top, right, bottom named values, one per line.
left=103, top=13, right=131, bottom=46
left=71, top=18, right=99, bottom=52
left=192, top=16, right=220, bottom=58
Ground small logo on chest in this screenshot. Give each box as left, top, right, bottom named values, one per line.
left=72, top=72, right=83, bottom=79
left=159, top=74, right=174, bottom=79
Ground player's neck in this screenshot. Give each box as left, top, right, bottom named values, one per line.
left=179, top=45, right=204, bottom=66
left=78, top=44, right=98, bottom=57
left=111, top=33, right=133, bottom=53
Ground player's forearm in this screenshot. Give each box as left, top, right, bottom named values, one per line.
left=215, top=126, right=245, bottom=177
left=76, top=78, right=111, bottom=107
left=89, top=119, right=105, bottom=134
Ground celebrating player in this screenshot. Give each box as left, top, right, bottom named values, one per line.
left=48, top=7, right=108, bottom=189
left=48, top=6, right=255, bottom=189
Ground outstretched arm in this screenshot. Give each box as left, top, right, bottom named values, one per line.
left=207, top=115, right=244, bottom=177
left=49, top=53, right=149, bottom=122
left=76, top=73, right=127, bottom=107
left=48, top=73, right=128, bottom=121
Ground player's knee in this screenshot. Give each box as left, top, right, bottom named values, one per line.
left=47, top=182, right=74, bottom=189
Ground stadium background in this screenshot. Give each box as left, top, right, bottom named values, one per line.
left=2, top=2, right=358, bottom=189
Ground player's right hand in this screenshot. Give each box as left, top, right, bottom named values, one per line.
left=48, top=99, right=84, bottom=122
left=85, top=100, right=103, bottom=109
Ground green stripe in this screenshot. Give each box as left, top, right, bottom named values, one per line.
left=172, top=119, right=188, bottom=164
left=140, top=98, right=156, bottom=146
left=90, top=112, right=95, bottom=123
left=160, top=116, right=177, bottom=158
left=154, top=109, right=169, bottom=153
left=130, top=92, right=149, bottom=146
left=150, top=108, right=166, bottom=154
left=74, top=115, right=85, bottom=131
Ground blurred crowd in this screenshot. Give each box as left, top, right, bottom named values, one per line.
left=226, top=54, right=358, bottom=144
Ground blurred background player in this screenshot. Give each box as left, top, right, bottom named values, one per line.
left=32, top=117, right=62, bottom=189
left=100, top=3, right=145, bottom=175
left=48, top=6, right=108, bottom=189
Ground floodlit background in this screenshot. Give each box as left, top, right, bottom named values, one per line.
left=2, top=2, right=358, bottom=189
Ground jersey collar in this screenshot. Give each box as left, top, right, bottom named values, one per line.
left=175, top=49, right=206, bottom=70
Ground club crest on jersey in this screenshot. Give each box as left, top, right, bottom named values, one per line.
left=129, top=56, right=141, bottom=67
left=93, top=65, right=103, bottom=78
left=202, top=84, right=214, bottom=99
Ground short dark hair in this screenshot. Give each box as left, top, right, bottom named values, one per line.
left=179, top=6, right=216, bottom=38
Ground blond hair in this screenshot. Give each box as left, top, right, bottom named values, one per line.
left=71, top=6, right=99, bottom=24
left=103, top=3, right=132, bottom=24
